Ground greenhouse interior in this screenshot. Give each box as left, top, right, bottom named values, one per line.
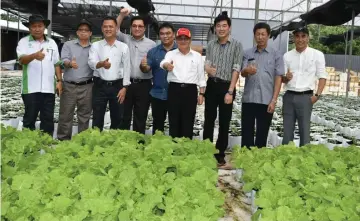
left=1, top=0, right=360, bottom=220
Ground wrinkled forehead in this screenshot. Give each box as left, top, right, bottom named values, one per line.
left=30, top=21, right=45, bottom=28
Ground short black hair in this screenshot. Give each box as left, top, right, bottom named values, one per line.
left=253, top=22, right=271, bottom=35
left=131, top=16, right=146, bottom=26
left=214, top=11, right=231, bottom=27
left=158, top=22, right=175, bottom=34
left=102, top=16, right=117, bottom=25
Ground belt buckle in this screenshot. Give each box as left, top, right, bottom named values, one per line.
left=180, top=83, right=186, bottom=88
left=133, top=78, right=141, bottom=83
left=212, top=77, right=219, bottom=83
left=106, top=81, right=113, bottom=86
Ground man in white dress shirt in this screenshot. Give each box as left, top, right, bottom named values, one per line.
left=282, top=26, right=327, bottom=146
left=88, top=16, right=131, bottom=131
left=160, top=28, right=206, bottom=139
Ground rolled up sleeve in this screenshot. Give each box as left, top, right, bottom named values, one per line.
left=116, top=31, right=130, bottom=44
left=316, top=51, right=327, bottom=79
left=61, top=42, right=71, bottom=64
left=197, top=56, right=206, bottom=88
left=160, top=51, right=173, bottom=69
left=16, top=38, right=27, bottom=64
left=241, top=52, right=249, bottom=73
left=123, top=45, right=131, bottom=86
left=88, top=44, right=100, bottom=70
left=274, top=50, right=285, bottom=76
left=232, top=42, right=243, bottom=73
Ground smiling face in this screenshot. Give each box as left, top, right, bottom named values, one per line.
left=76, top=24, right=92, bottom=41
left=294, top=32, right=309, bottom=52
left=131, top=19, right=145, bottom=39
left=29, top=21, right=45, bottom=40
left=102, top=19, right=116, bottom=39
left=159, top=27, right=175, bottom=46
left=176, top=36, right=191, bottom=51
left=215, top=20, right=230, bottom=39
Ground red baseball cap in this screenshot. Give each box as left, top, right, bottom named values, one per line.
left=176, top=28, right=191, bottom=38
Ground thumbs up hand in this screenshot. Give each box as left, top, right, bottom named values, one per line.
left=103, top=58, right=111, bottom=69
left=165, top=60, right=174, bottom=72
left=34, top=48, right=45, bottom=61
left=141, top=55, right=148, bottom=68
left=70, top=56, right=78, bottom=69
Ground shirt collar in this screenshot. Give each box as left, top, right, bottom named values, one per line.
left=131, top=35, right=145, bottom=41
left=253, top=46, right=269, bottom=53
left=160, top=42, right=178, bottom=51
left=216, top=35, right=232, bottom=44
left=75, top=38, right=92, bottom=47
left=29, top=34, right=49, bottom=42
left=176, top=48, right=192, bottom=55
left=102, top=39, right=117, bottom=47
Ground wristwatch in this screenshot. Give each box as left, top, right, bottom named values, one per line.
left=123, top=85, right=129, bottom=90
left=314, top=93, right=321, bottom=98
left=199, top=92, right=205, bottom=96
left=227, top=91, right=234, bottom=95
left=57, top=79, right=62, bottom=82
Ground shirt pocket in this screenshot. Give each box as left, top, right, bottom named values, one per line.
left=304, top=59, right=316, bottom=73
left=190, top=60, right=197, bottom=72
left=44, top=47, right=56, bottom=63
left=264, top=59, right=275, bottom=75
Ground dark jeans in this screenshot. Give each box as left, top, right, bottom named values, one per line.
left=92, top=77, right=124, bottom=131
left=120, top=79, right=152, bottom=134
left=203, top=78, right=235, bottom=164
left=21, top=92, right=55, bottom=137
left=241, top=102, right=273, bottom=148
left=168, top=82, right=198, bottom=139
left=151, top=96, right=167, bottom=135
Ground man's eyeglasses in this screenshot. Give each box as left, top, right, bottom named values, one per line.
left=132, top=25, right=145, bottom=29
left=78, top=28, right=90, bottom=32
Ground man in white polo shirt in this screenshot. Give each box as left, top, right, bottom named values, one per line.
left=282, top=26, right=327, bottom=146
left=16, top=14, right=62, bottom=136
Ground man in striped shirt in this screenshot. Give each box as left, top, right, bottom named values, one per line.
left=203, top=11, right=243, bottom=169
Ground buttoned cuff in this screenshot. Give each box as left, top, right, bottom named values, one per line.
left=232, top=64, right=241, bottom=73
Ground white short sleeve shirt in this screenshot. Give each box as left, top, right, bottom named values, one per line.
left=16, top=35, right=60, bottom=94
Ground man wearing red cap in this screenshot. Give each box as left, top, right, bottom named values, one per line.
left=160, top=28, right=206, bottom=139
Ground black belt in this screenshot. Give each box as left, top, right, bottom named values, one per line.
left=94, top=77, right=123, bottom=86
left=286, top=90, right=313, bottom=95
left=209, top=77, right=230, bottom=83
left=65, top=78, right=93, bottom=85
left=169, top=82, right=196, bottom=88
left=130, top=78, right=151, bottom=83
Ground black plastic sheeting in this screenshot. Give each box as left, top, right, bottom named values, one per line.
left=270, top=0, right=360, bottom=39
left=320, top=29, right=360, bottom=45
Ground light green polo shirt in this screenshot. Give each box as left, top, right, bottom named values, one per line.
left=16, top=35, right=61, bottom=94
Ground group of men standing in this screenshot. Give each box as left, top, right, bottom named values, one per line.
left=16, top=9, right=326, bottom=169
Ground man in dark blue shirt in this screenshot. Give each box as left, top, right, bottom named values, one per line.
left=140, top=22, right=177, bottom=134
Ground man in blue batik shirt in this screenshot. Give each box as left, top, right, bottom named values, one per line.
left=140, top=22, right=177, bottom=134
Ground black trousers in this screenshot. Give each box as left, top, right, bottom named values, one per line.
left=241, top=102, right=273, bottom=148
left=21, top=92, right=55, bottom=137
left=92, top=77, right=124, bottom=131
left=203, top=78, right=235, bottom=164
left=120, top=79, right=151, bottom=134
left=168, top=82, right=197, bottom=139
left=151, top=97, right=167, bottom=135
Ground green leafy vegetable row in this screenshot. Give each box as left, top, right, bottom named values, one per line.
left=232, top=144, right=360, bottom=221
left=1, top=126, right=225, bottom=221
